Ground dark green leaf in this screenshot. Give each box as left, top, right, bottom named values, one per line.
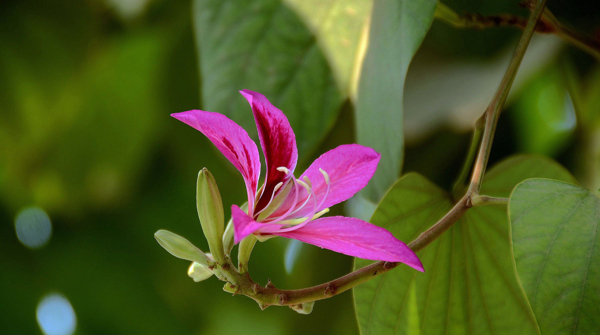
left=193, top=0, right=346, bottom=160
left=354, top=155, right=575, bottom=335
left=510, top=179, right=600, bottom=334
left=351, top=0, right=437, bottom=219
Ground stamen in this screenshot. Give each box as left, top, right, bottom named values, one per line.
left=303, top=176, right=312, bottom=189
left=288, top=176, right=314, bottom=216
left=263, top=176, right=300, bottom=225
left=316, top=168, right=331, bottom=210
left=276, top=181, right=319, bottom=233
left=253, top=182, right=284, bottom=218
left=296, top=179, right=310, bottom=191
left=277, top=166, right=290, bottom=175
left=273, top=208, right=329, bottom=226
left=319, top=168, right=330, bottom=184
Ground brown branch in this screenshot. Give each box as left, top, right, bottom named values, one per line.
left=435, top=1, right=600, bottom=60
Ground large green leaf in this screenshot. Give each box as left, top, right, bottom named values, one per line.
left=354, top=155, right=576, bottom=335
left=510, top=179, right=600, bottom=334
left=193, top=0, right=350, bottom=159
left=284, top=0, right=372, bottom=92
left=350, top=0, right=437, bottom=220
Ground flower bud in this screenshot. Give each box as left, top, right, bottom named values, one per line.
left=188, top=262, right=214, bottom=282
left=289, top=301, right=314, bottom=315
left=154, top=229, right=211, bottom=267
left=196, top=168, right=225, bottom=263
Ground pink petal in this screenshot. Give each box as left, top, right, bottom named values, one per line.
left=272, top=144, right=380, bottom=219
left=232, top=205, right=265, bottom=244
left=240, top=90, right=298, bottom=214
left=274, top=216, right=423, bottom=271
left=172, top=111, right=261, bottom=214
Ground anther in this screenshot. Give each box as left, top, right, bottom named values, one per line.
left=319, top=168, right=330, bottom=185
left=296, top=179, right=310, bottom=191
left=277, top=166, right=290, bottom=174
left=303, top=176, right=312, bottom=189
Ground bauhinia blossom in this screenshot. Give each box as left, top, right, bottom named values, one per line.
left=172, top=90, right=423, bottom=271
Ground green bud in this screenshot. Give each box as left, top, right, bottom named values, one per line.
left=154, top=230, right=211, bottom=267
left=289, top=301, right=314, bottom=315
left=188, top=262, right=214, bottom=282
left=197, top=168, right=225, bottom=263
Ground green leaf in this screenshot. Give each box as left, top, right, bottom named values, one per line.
left=193, top=0, right=346, bottom=159
left=284, top=0, right=372, bottom=92
left=354, top=155, right=575, bottom=335
left=509, top=179, right=600, bottom=334
left=352, top=0, right=437, bottom=218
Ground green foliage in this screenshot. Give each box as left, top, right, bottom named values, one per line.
left=351, top=0, right=437, bottom=219
left=193, top=0, right=347, bottom=160
left=510, top=179, right=600, bottom=334
left=283, top=0, right=372, bottom=92
left=354, top=155, right=576, bottom=335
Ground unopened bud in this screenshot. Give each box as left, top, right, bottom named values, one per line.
left=188, top=262, right=214, bottom=282
left=289, top=301, right=314, bottom=315
left=154, top=230, right=211, bottom=267
left=197, top=168, right=225, bottom=263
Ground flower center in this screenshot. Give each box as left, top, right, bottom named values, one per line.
left=253, top=166, right=332, bottom=232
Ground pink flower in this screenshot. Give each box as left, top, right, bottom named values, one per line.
left=172, top=90, right=423, bottom=271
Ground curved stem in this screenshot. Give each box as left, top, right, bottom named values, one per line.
left=468, top=0, right=547, bottom=195
left=216, top=0, right=548, bottom=309
left=452, top=115, right=485, bottom=198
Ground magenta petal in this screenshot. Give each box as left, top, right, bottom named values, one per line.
left=274, top=144, right=380, bottom=219
left=171, top=111, right=261, bottom=214
left=232, top=205, right=265, bottom=244
left=240, top=90, right=298, bottom=213
left=274, top=216, right=423, bottom=271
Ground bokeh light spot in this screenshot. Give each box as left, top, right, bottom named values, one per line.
left=36, top=293, right=77, bottom=335
left=14, top=207, right=52, bottom=249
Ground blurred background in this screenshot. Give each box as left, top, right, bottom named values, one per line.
left=1, top=0, right=598, bottom=334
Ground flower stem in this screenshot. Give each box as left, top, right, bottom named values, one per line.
left=216, top=0, right=548, bottom=308
left=452, top=115, right=485, bottom=198
left=468, top=0, right=547, bottom=195
left=238, top=235, right=257, bottom=274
